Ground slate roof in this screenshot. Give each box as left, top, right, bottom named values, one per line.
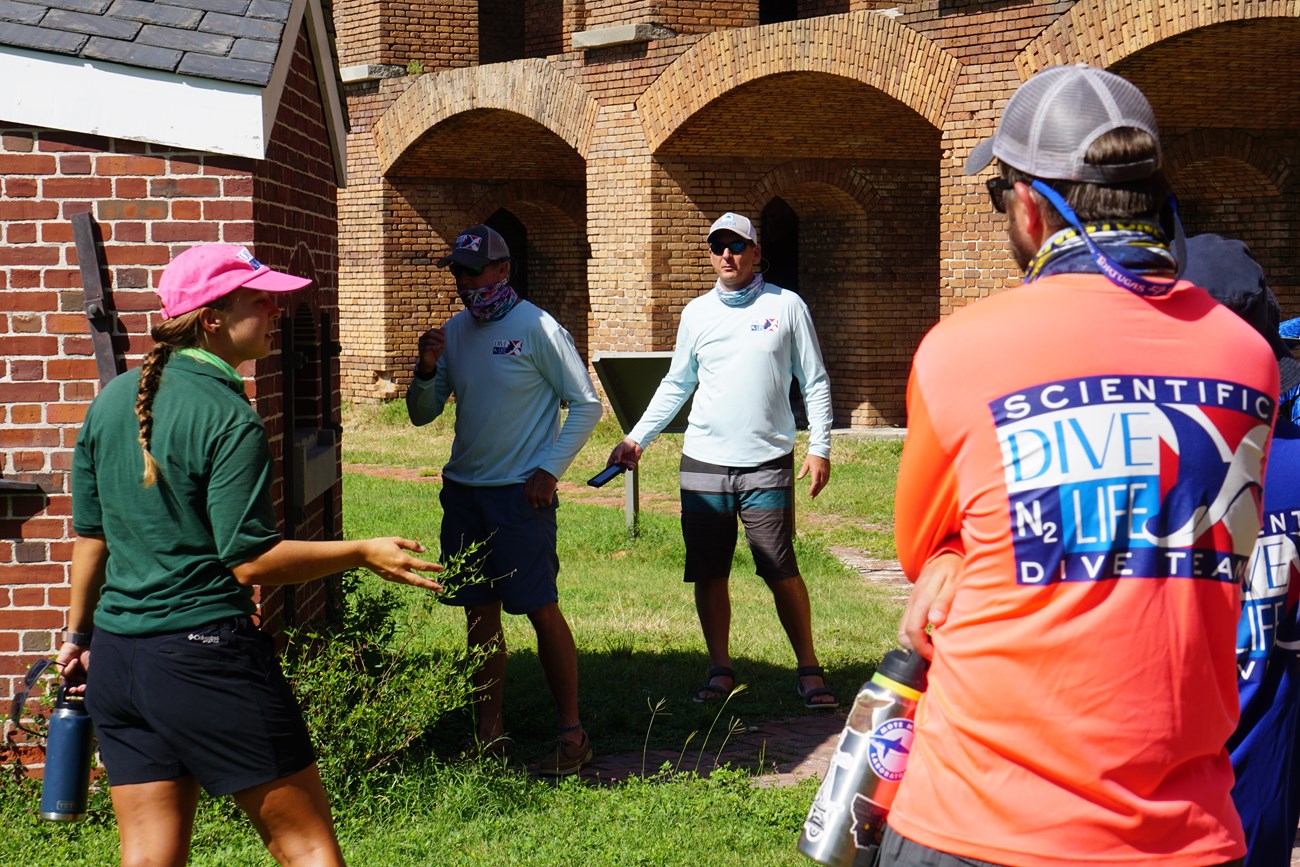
left=0, top=0, right=291, bottom=86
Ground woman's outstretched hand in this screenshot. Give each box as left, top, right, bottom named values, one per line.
left=360, top=537, right=444, bottom=591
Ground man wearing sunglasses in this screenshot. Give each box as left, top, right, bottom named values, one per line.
left=606, top=212, right=836, bottom=711
left=882, top=66, right=1279, bottom=867
left=407, top=223, right=603, bottom=777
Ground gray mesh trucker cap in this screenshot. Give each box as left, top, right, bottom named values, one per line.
left=965, top=64, right=1161, bottom=182
left=437, top=224, right=511, bottom=268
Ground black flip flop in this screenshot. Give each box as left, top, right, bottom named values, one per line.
left=796, top=665, right=840, bottom=709
left=692, top=666, right=736, bottom=703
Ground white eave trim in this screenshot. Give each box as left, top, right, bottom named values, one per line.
left=302, top=0, right=347, bottom=186
left=0, top=45, right=266, bottom=158
left=0, top=0, right=346, bottom=184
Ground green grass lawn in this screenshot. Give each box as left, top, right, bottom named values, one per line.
left=0, top=403, right=907, bottom=866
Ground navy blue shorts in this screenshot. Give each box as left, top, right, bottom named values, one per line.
left=84, top=617, right=315, bottom=796
left=679, top=452, right=799, bottom=582
left=438, top=480, right=559, bottom=615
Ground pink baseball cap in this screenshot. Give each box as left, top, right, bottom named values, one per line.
left=158, top=244, right=312, bottom=318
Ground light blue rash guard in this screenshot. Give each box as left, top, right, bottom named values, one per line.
left=406, top=300, right=602, bottom=486
left=628, top=282, right=832, bottom=467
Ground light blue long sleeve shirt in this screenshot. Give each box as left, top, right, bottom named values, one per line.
left=406, top=300, right=602, bottom=486
left=627, top=283, right=832, bottom=467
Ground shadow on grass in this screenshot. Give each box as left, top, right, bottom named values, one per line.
left=419, top=647, right=881, bottom=779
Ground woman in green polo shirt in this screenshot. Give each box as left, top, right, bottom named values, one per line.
left=57, top=244, right=443, bottom=867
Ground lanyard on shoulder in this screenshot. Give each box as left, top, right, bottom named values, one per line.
left=1029, top=179, right=1184, bottom=297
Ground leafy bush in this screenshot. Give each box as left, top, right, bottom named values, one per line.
left=282, top=569, right=480, bottom=801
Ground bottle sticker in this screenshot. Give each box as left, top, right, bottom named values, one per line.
left=852, top=793, right=889, bottom=848
left=867, top=717, right=914, bottom=783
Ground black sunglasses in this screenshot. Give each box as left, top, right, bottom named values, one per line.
left=986, top=177, right=1015, bottom=214
left=449, top=261, right=490, bottom=278
left=709, top=239, right=750, bottom=256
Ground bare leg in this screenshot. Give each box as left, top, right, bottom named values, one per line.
left=768, top=575, right=834, bottom=703
left=466, top=602, right=507, bottom=743
left=233, top=763, right=345, bottom=866
left=526, top=602, right=582, bottom=744
left=694, top=578, right=734, bottom=692
left=111, top=777, right=200, bottom=867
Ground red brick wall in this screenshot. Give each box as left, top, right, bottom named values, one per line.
left=0, top=27, right=340, bottom=698
left=250, top=23, right=345, bottom=634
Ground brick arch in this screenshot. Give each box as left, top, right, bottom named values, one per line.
left=374, top=59, right=600, bottom=174
left=467, top=180, right=585, bottom=229
left=745, top=161, right=879, bottom=217
left=1017, top=1, right=1291, bottom=76
left=1163, top=130, right=1290, bottom=194
left=637, top=11, right=959, bottom=154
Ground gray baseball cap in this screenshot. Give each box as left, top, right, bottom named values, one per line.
left=438, top=224, right=511, bottom=268
left=966, top=64, right=1161, bottom=183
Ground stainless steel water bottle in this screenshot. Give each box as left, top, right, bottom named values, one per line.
left=797, top=648, right=930, bottom=867
left=39, top=686, right=94, bottom=821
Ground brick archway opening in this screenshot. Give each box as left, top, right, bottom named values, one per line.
left=652, top=72, right=940, bottom=427
left=378, top=109, right=588, bottom=394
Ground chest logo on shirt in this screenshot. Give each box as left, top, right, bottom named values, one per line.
left=991, top=374, right=1272, bottom=586
left=751, top=317, right=779, bottom=332
left=492, top=339, right=523, bottom=356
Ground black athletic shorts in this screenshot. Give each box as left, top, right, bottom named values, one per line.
left=679, top=452, right=799, bottom=582
left=85, top=616, right=315, bottom=796
left=878, top=826, right=1244, bottom=867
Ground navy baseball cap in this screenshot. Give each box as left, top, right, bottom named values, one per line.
left=1182, top=233, right=1300, bottom=395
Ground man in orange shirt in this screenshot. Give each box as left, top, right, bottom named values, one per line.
left=883, top=65, right=1277, bottom=867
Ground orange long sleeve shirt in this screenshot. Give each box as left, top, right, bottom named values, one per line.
left=891, top=273, right=1278, bottom=867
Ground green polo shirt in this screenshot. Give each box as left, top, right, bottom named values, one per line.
left=72, top=353, right=280, bottom=635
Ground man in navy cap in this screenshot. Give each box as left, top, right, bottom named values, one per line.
left=408, top=224, right=603, bottom=776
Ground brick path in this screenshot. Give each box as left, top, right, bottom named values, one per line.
left=578, top=708, right=848, bottom=787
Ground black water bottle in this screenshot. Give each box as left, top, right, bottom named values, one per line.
left=798, top=648, right=930, bottom=866
left=40, top=686, right=94, bottom=821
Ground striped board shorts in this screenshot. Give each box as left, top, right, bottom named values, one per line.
left=679, top=452, right=799, bottom=582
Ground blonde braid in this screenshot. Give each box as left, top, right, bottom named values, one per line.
left=135, top=297, right=232, bottom=486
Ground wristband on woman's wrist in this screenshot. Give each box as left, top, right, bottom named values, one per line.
left=63, top=630, right=93, bottom=648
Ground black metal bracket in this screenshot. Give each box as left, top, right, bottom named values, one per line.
left=72, top=211, right=123, bottom=387
left=0, top=475, right=42, bottom=493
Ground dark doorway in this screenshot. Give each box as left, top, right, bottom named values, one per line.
left=487, top=208, right=528, bottom=298
left=479, top=0, right=525, bottom=63
left=761, top=196, right=799, bottom=293
left=759, top=0, right=798, bottom=24
left=759, top=197, right=807, bottom=429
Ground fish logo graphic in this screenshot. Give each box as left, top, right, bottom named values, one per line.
left=866, top=718, right=914, bottom=782
left=1143, top=404, right=1269, bottom=555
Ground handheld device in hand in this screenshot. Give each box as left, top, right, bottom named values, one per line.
left=587, top=464, right=627, bottom=488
